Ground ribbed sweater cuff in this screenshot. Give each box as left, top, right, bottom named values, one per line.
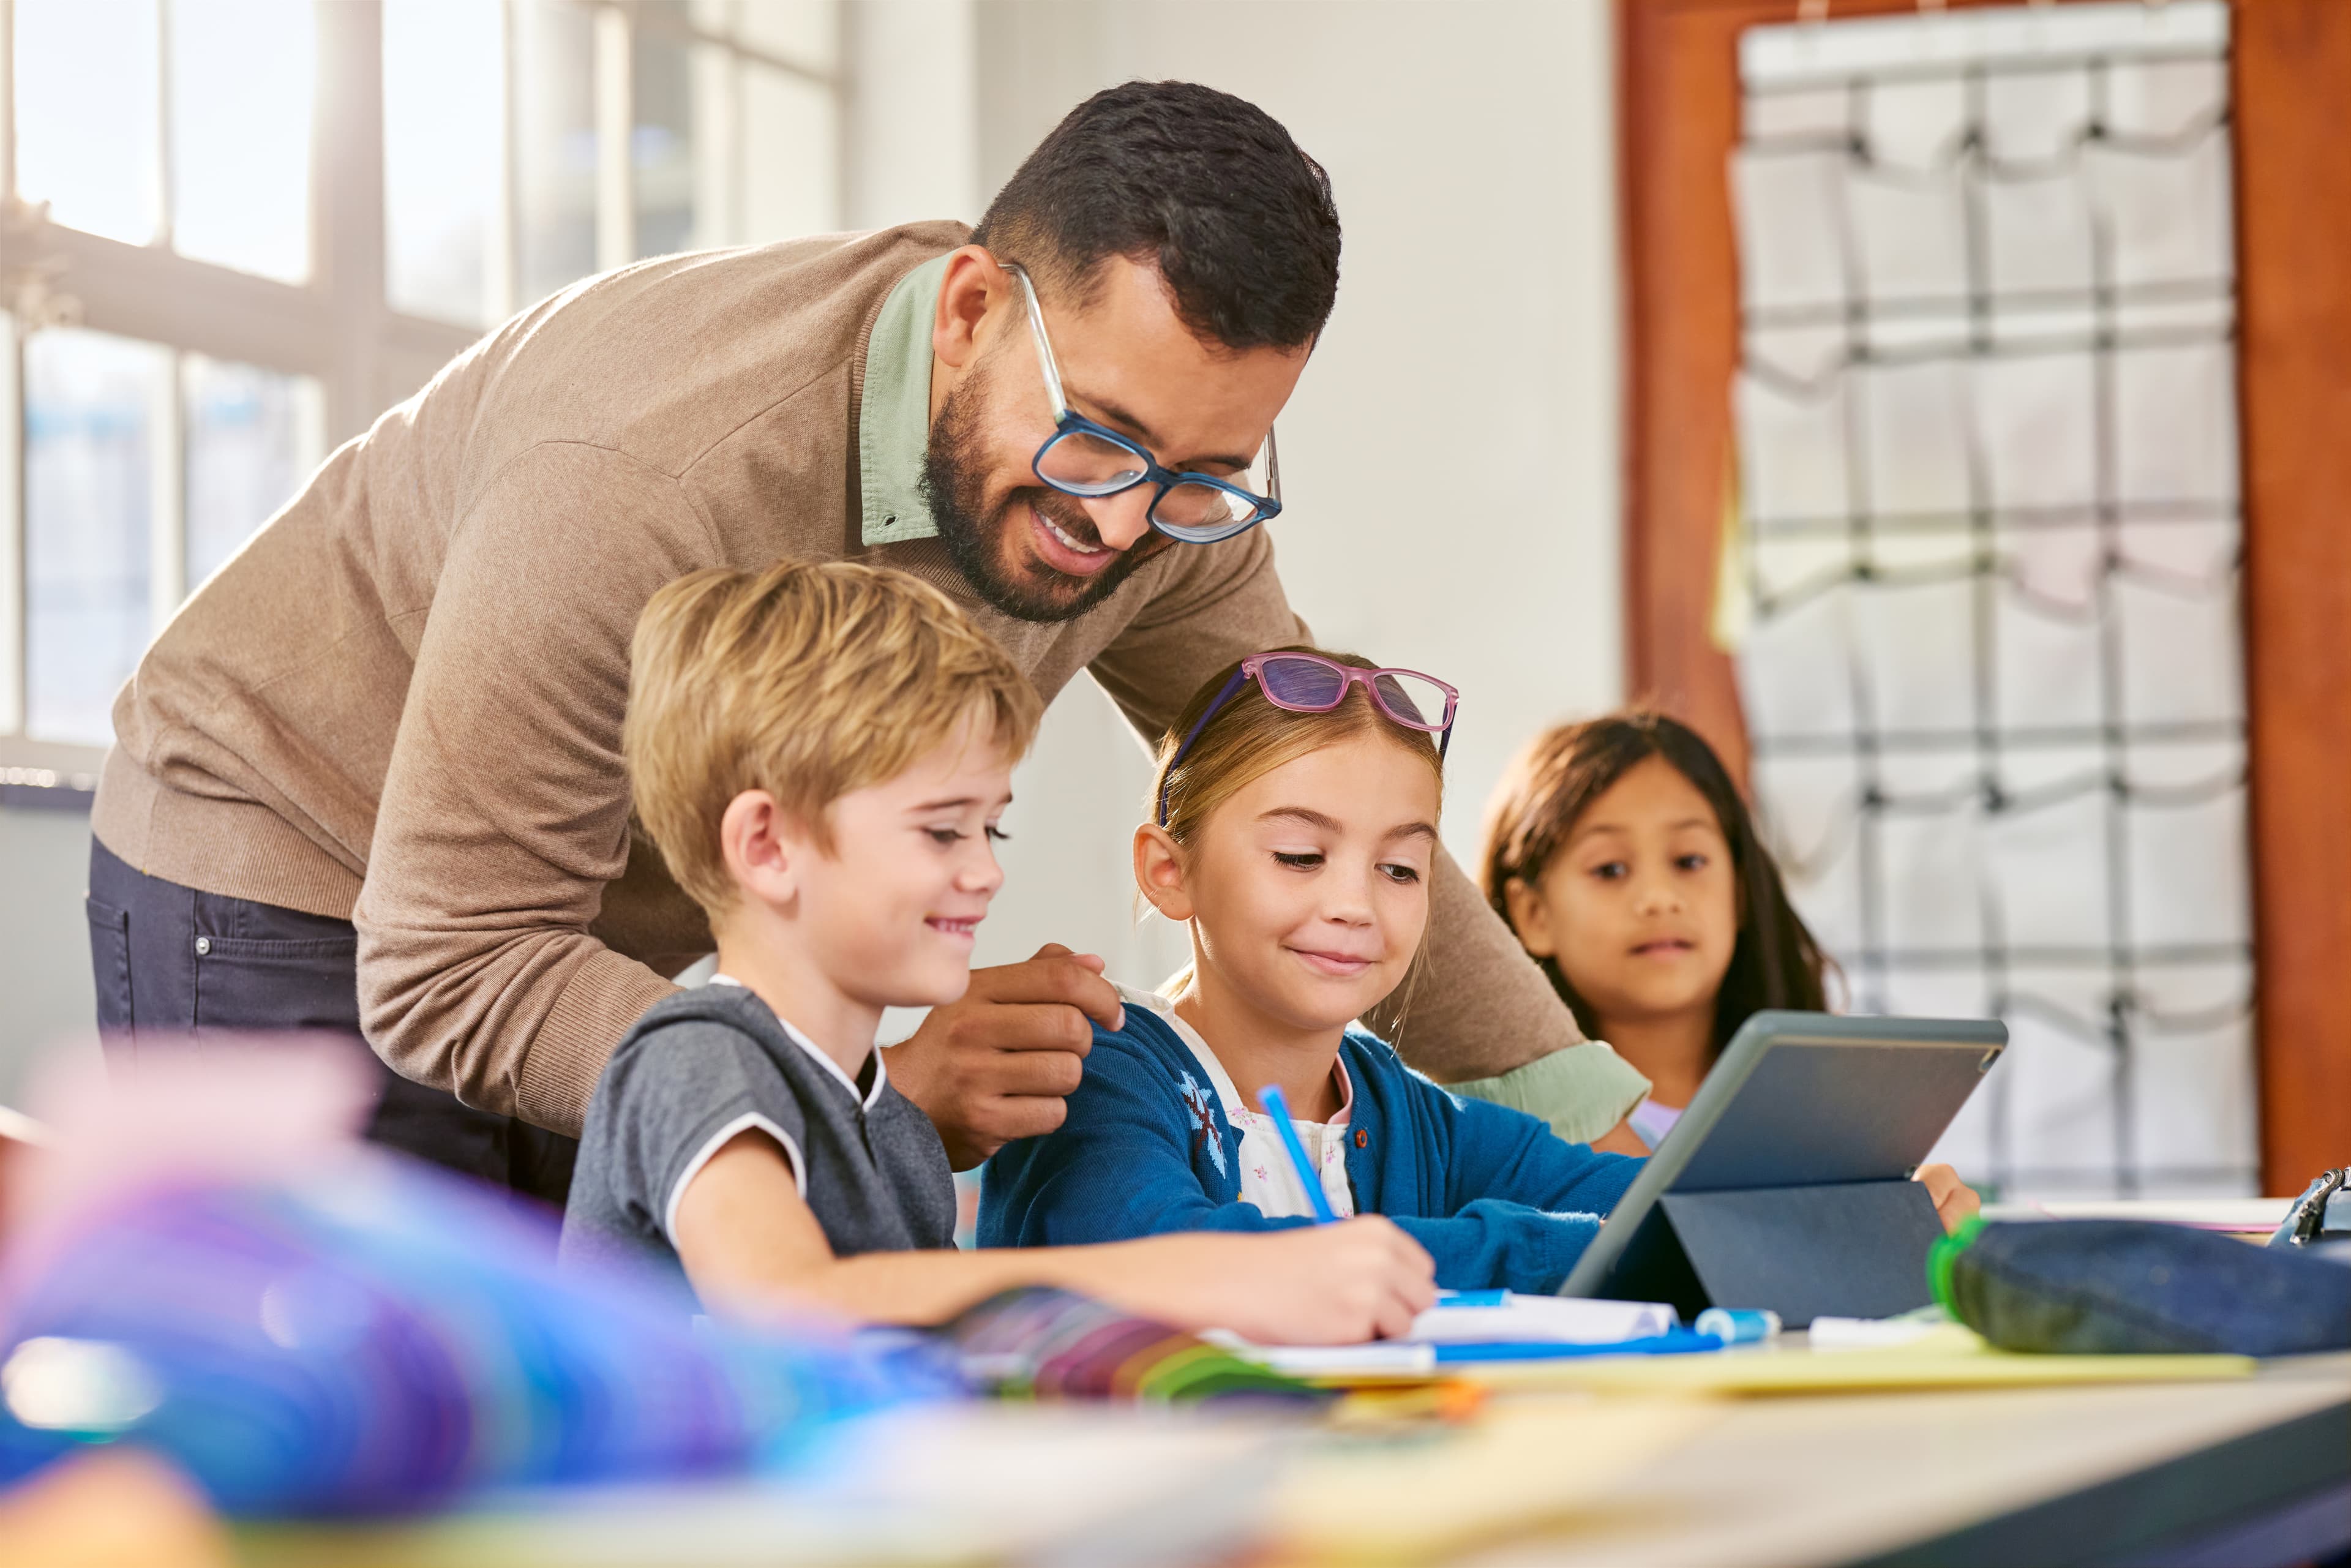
left=518, top=956, right=682, bottom=1136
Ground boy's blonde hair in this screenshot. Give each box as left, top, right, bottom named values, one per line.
left=626, top=560, right=1043, bottom=915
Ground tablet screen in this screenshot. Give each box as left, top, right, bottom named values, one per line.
left=1558, top=1011, right=2004, bottom=1302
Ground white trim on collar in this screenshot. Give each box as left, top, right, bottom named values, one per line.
left=707, top=973, right=888, bottom=1112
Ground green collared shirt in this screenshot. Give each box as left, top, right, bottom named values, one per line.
left=857, top=253, right=950, bottom=546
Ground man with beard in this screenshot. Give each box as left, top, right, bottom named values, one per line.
left=88, top=81, right=1651, bottom=1202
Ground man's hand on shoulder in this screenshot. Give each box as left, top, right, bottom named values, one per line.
left=885, top=943, right=1125, bottom=1171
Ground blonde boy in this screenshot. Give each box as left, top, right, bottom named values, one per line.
left=559, top=561, right=1434, bottom=1342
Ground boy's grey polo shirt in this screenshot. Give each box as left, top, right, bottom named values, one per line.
left=558, top=980, right=956, bottom=1294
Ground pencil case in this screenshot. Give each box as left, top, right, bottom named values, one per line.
left=1932, top=1218, right=2351, bottom=1357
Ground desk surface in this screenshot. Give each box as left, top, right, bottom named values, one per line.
left=219, top=1350, right=2351, bottom=1568
left=1468, top=1352, right=2351, bottom=1568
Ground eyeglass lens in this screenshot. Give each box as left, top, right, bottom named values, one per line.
left=1258, top=655, right=1348, bottom=708
left=1035, top=429, right=1149, bottom=497
left=1152, top=478, right=1253, bottom=533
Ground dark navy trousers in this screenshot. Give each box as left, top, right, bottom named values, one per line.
left=85, top=836, right=577, bottom=1207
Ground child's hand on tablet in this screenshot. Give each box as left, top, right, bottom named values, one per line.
left=1915, top=1163, right=1981, bottom=1232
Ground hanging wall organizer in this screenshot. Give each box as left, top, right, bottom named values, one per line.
left=1728, top=1, right=2251, bottom=1198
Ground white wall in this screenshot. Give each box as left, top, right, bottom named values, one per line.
left=844, top=0, right=980, bottom=231
left=957, top=0, right=1627, bottom=987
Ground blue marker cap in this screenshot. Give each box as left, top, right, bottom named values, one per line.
left=1695, top=1308, right=1782, bottom=1345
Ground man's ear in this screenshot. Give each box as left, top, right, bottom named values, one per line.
left=1133, top=824, right=1195, bottom=923
left=1502, top=876, right=1556, bottom=959
left=932, top=244, right=1010, bottom=375
left=720, top=789, right=808, bottom=910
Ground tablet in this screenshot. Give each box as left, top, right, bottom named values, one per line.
left=1556, top=1010, right=2006, bottom=1312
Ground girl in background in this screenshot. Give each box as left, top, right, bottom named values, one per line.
left=1483, top=713, right=1974, bottom=1225
left=1479, top=713, right=1828, bottom=1151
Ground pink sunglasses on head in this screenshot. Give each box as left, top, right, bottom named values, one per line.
left=1158, top=652, right=1459, bottom=825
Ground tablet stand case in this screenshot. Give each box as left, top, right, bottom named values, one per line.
left=1606, top=1179, right=1947, bottom=1327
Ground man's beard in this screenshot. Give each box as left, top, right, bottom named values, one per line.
left=921, top=359, right=1164, bottom=624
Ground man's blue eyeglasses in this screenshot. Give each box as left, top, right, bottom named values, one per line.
left=1003, top=261, right=1282, bottom=545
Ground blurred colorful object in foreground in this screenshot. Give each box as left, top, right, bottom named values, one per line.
left=0, top=1040, right=948, bottom=1517
left=940, top=1288, right=1330, bottom=1406
left=0, top=1041, right=1321, bottom=1520
left=0, top=1154, right=948, bottom=1515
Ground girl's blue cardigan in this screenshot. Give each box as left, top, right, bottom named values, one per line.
left=977, top=1003, right=1645, bottom=1294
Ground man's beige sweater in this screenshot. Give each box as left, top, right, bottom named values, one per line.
left=96, top=223, right=1640, bottom=1138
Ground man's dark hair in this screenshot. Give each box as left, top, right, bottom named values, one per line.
left=971, top=80, right=1341, bottom=351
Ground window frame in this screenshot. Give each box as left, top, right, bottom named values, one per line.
left=0, top=0, right=842, bottom=790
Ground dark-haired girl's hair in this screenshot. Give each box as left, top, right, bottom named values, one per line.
left=1477, top=711, right=1830, bottom=1061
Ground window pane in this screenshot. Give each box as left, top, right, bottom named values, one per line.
left=168, top=0, right=315, bottom=280
left=25, top=329, right=169, bottom=746
left=741, top=64, right=837, bottom=245
left=736, top=0, right=835, bottom=72
left=633, top=7, right=698, bottom=259
left=516, top=0, right=598, bottom=304
left=14, top=0, right=160, bottom=246
left=183, top=357, right=321, bottom=594
left=384, top=0, right=504, bottom=324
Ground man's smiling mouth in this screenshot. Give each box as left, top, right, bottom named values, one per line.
left=1038, top=511, right=1104, bottom=555
left=1024, top=503, right=1122, bottom=579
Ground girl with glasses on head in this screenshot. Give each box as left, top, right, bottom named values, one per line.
left=1479, top=712, right=1977, bottom=1229
left=978, top=648, right=1646, bottom=1294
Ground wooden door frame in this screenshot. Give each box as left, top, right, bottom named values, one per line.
left=1617, top=0, right=2351, bottom=1195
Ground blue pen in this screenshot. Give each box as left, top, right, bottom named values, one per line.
left=1256, top=1083, right=1340, bottom=1224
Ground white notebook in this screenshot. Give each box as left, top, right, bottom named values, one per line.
left=1408, top=1290, right=1677, bottom=1345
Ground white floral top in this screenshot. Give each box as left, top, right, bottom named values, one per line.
left=1117, top=986, right=1356, bottom=1221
